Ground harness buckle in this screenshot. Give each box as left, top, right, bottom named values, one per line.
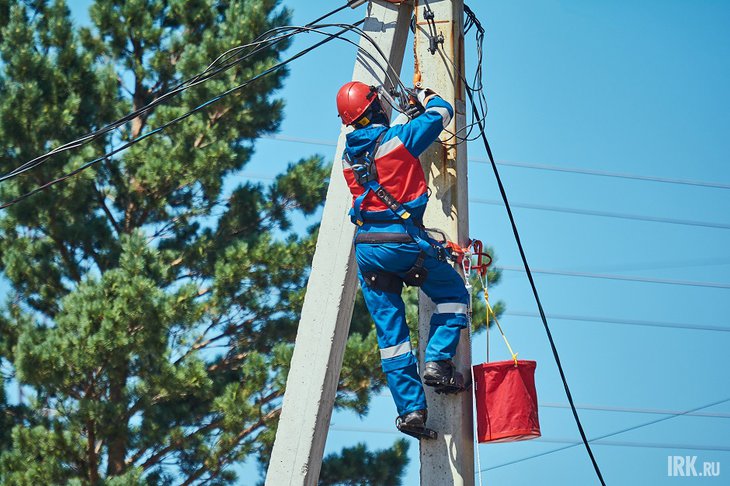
left=434, top=245, right=449, bottom=262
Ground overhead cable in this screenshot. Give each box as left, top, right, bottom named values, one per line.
left=474, top=198, right=730, bottom=230
left=0, top=25, right=360, bottom=209
left=481, top=158, right=730, bottom=190
left=0, top=1, right=364, bottom=183
left=497, top=265, right=730, bottom=289
left=503, top=310, right=730, bottom=333
left=260, top=137, right=730, bottom=190
left=1, top=15, right=426, bottom=209
left=0, top=3, right=418, bottom=192
left=540, top=401, right=730, bottom=419
left=481, top=396, right=730, bottom=473
left=458, top=5, right=607, bottom=483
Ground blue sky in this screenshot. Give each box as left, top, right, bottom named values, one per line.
left=56, top=0, right=730, bottom=484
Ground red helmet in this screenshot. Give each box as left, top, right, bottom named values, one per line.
left=336, top=81, right=378, bottom=125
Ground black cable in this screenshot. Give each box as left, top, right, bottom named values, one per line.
left=1, top=18, right=414, bottom=186
left=0, top=23, right=365, bottom=210
left=418, top=5, right=489, bottom=146
left=1, top=27, right=297, bottom=179
left=453, top=4, right=606, bottom=481
left=464, top=52, right=608, bottom=486
left=0, top=1, right=362, bottom=182
left=0, top=13, right=423, bottom=209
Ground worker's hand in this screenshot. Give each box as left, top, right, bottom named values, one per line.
left=415, top=87, right=438, bottom=105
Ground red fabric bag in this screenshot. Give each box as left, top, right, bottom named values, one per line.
left=472, top=359, right=541, bottom=443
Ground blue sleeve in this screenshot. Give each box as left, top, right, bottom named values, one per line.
left=394, top=96, right=454, bottom=158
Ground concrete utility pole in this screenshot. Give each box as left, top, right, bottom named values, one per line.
left=413, top=0, right=475, bottom=484
left=268, top=1, right=474, bottom=484
left=265, top=2, right=412, bottom=485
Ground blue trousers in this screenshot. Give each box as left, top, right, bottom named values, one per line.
left=355, top=233, right=470, bottom=416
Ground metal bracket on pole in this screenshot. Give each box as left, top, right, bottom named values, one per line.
left=265, top=2, right=412, bottom=485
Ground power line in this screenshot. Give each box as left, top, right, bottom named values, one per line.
left=0, top=3, right=365, bottom=183
left=481, top=396, right=730, bottom=473
left=1, top=5, right=418, bottom=201
left=261, top=134, right=336, bottom=146
left=459, top=15, right=605, bottom=479
left=374, top=387, right=730, bottom=419
left=473, top=198, right=730, bottom=230
left=497, top=265, right=730, bottom=290
left=473, top=158, right=730, bottom=190
left=576, top=256, right=730, bottom=274
left=535, top=437, right=730, bottom=452
left=2, top=20, right=401, bottom=209
left=461, top=32, right=606, bottom=486
left=502, top=310, right=730, bottom=333
left=328, top=428, right=730, bottom=453
left=540, top=402, right=730, bottom=419
left=259, top=134, right=730, bottom=190
left=240, top=169, right=730, bottom=231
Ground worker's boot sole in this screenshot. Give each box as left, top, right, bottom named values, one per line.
left=397, top=423, right=438, bottom=440
left=396, top=410, right=438, bottom=440
left=423, top=375, right=469, bottom=395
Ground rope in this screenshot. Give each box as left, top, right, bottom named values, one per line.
left=463, top=255, right=484, bottom=486
left=482, top=287, right=518, bottom=366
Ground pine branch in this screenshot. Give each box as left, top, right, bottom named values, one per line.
left=95, top=183, right=121, bottom=235
left=178, top=408, right=281, bottom=486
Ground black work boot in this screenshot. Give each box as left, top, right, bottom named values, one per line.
left=396, top=409, right=437, bottom=440
left=422, top=359, right=467, bottom=394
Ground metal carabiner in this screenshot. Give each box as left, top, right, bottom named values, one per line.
left=462, top=250, right=473, bottom=290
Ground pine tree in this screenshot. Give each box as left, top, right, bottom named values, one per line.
left=0, top=0, right=397, bottom=483
left=319, top=439, right=409, bottom=486
left=0, top=1, right=503, bottom=483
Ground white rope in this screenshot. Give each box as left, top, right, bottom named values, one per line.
left=463, top=252, right=484, bottom=486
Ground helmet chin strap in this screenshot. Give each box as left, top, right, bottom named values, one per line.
left=354, top=99, right=389, bottom=128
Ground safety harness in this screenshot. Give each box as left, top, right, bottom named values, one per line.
left=348, top=131, right=412, bottom=226
left=346, top=131, right=447, bottom=293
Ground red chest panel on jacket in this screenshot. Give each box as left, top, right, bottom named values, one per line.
left=343, top=142, right=428, bottom=212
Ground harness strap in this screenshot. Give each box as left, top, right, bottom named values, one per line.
left=353, top=180, right=413, bottom=226
left=403, top=251, right=428, bottom=287
left=350, top=131, right=446, bottom=262
left=355, top=232, right=414, bottom=244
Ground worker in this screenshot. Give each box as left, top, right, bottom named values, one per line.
left=336, top=81, right=470, bottom=440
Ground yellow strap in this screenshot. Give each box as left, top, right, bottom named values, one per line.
left=483, top=289, right=519, bottom=367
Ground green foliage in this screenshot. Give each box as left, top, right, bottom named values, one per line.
left=0, top=1, right=504, bottom=484
left=0, top=0, right=401, bottom=483
left=319, top=439, right=410, bottom=486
